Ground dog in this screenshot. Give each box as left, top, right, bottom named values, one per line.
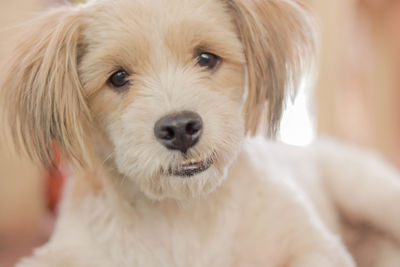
left=2, top=0, right=400, bottom=266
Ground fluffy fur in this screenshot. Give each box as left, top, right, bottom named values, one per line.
left=1, top=0, right=400, bottom=266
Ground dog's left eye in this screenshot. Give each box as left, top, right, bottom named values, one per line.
left=197, top=52, right=221, bottom=70
left=109, top=70, right=130, bottom=88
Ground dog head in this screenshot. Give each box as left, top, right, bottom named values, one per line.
left=2, top=0, right=314, bottom=200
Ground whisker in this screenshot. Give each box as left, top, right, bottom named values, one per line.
left=102, top=151, right=115, bottom=165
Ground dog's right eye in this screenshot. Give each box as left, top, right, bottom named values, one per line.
left=197, top=52, right=221, bottom=70
left=109, top=70, right=130, bottom=88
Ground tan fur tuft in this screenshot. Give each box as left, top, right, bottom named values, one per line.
left=226, top=0, right=316, bottom=137
left=1, top=7, right=92, bottom=168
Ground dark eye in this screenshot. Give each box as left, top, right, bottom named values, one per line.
left=197, top=52, right=221, bottom=70
left=109, top=70, right=130, bottom=88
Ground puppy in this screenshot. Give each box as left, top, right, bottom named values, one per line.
left=2, top=0, right=400, bottom=266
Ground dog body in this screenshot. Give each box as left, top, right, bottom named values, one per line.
left=2, top=0, right=400, bottom=266
left=16, top=139, right=353, bottom=267
left=16, top=139, right=400, bottom=267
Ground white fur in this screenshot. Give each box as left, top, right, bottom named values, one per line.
left=2, top=0, right=399, bottom=266
left=16, top=138, right=400, bottom=267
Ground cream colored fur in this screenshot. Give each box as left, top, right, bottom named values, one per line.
left=1, top=0, right=400, bottom=266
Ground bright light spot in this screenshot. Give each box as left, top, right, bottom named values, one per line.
left=279, top=89, right=315, bottom=146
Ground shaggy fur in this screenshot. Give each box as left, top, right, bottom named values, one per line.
left=1, top=0, right=400, bottom=266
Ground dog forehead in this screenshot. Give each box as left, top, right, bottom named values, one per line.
left=108, top=0, right=227, bottom=18
left=88, top=0, right=236, bottom=45
left=93, top=0, right=232, bottom=30
left=82, top=0, right=242, bottom=73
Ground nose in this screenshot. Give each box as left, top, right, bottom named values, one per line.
left=154, top=111, right=203, bottom=153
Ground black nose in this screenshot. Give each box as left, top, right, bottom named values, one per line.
left=154, top=111, right=203, bottom=153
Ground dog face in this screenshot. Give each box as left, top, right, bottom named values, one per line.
left=81, top=0, right=247, bottom=200
left=2, top=0, right=314, bottom=200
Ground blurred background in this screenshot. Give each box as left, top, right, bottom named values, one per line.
left=1, top=0, right=400, bottom=265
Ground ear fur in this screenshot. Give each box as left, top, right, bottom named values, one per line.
left=1, top=7, right=92, bottom=168
left=227, top=0, right=316, bottom=137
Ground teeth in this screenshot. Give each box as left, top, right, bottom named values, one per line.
left=182, top=158, right=203, bottom=166
left=165, top=153, right=216, bottom=177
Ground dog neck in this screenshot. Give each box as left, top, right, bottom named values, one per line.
left=68, top=158, right=234, bottom=215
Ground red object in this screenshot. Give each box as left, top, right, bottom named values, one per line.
left=46, top=145, right=66, bottom=213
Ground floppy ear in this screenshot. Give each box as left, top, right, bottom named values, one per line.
left=227, top=0, right=315, bottom=137
left=1, top=7, right=92, bottom=168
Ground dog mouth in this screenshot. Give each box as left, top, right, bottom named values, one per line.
left=168, top=155, right=214, bottom=177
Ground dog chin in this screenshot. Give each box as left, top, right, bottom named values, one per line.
left=139, top=162, right=229, bottom=201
